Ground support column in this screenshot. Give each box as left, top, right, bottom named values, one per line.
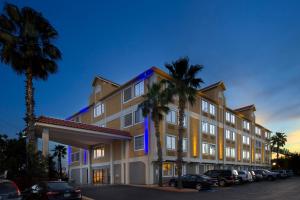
left=121, top=141, right=125, bottom=184
left=42, top=128, right=49, bottom=157
left=110, top=142, right=114, bottom=184
left=88, top=147, right=93, bottom=184
left=125, top=140, right=130, bottom=184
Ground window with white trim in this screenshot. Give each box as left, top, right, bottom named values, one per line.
left=209, top=124, right=216, bottom=135
left=134, top=109, right=143, bottom=124
left=225, top=112, right=235, bottom=124
left=209, top=104, right=216, bottom=116
left=166, top=135, right=176, bottom=150
left=183, top=115, right=187, bottom=127
left=265, top=144, right=270, bottom=151
left=134, top=135, right=144, bottom=151
left=256, top=140, right=262, bottom=149
left=264, top=131, right=269, bottom=138
left=163, top=162, right=173, bottom=177
left=255, top=127, right=261, bottom=136
left=134, top=81, right=144, bottom=97
left=202, top=143, right=216, bottom=156
left=71, top=152, right=80, bottom=162
left=225, top=130, right=235, bottom=141
left=243, top=120, right=250, bottom=130
left=94, top=103, right=104, bottom=117
left=255, top=153, right=261, bottom=161
left=166, top=110, right=177, bottom=124
left=183, top=138, right=188, bottom=152
left=93, top=146, right=105, bottom=158
left=202, top=100, right=208, bottom=112
left=242, top=135, right=250, bottom=145
left=202, top=121, right=208, bottom=133
left=124, top=113, right=133, bottom=127
left=225, top=147, right=235, bottom=158
left=123, top=87, right=132, bottom=102
left=242, top=150, right=250, bottom=160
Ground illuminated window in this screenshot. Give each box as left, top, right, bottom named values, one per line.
left=209, top=124, right=216, bottom=135
left=242, top=135, right=250, bottom=145
left=93, top=146, right=105, bottom=159
left=243, top=120, right=250, bottom=130
left=226, top=147, right=235, bottom=158
left=134, top=135, right=144, bottom=151
left=255, top=127, right=261, bottom=136
left=163, top=162, right=173, bottom=177
left=226, top=112, right=235, bottom=124
left=134, top=81, right=144, bottom=97
left=202, top=121, right=208, bottom=133
left=166, top=110, right=177, bottom=124
left=255, top=153, right=261, bottom=161
left=183, top=138, right=188, bottom=152
left=94, top=103, right=104, bottom=117
left=202, top=143, right=215, bottom=155
left=242, top=150, right=250, bottom=160
left=183, top=115, right=187, bottom=127
left=166, top=135, right=176, bottom=150
left=226, top=130, right=236, bottom=141
left=202, top=100, right=208, bottom=112
left=209, top=104, right=216, bottom=116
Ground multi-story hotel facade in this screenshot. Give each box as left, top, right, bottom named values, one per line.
left=67, top=67, right=271, bottom=185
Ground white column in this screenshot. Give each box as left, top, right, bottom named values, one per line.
left=121, top=141, right=125, bottom=184
left=42, top=128, right=49, bottom=157
left=79, top=149, right=83, bottom=184
left=110, top=142, right=114, bottom=184
left=125, top=140, right=130, bottom=184
left=88, top=147, right=93, bottom=184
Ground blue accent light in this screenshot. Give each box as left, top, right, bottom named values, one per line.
left=137, top=68, right=154, bottom=82
left=83, top=149, right=87, bottom=165
left=144, top=117, right=149, bottom=154
left=68, top=145, right=72, bottom=165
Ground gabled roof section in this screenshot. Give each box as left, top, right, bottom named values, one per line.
left=200, top=81, right=226, bottom=92
left=92, top=75, right=120, bottom=87
left=36, top=116, right=131, bottom=138
left=234, top=104, right=256, bottom=112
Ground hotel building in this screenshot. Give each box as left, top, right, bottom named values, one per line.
left=66, top=67, right=271, bottom=185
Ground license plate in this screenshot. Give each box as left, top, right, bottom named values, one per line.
left=64, top=193, right=71, bottom=197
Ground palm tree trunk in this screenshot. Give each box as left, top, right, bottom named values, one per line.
left=154, top=117, right=163, bottom=187
left=25, top=68, right=36, bottom=150
left=176, top=98, right=185, bottom=189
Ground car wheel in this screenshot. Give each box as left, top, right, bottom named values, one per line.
left=219, top=180, right=225, bottom=187
left=196, top=183, right=202, bottom=191
left=170, top=182, right=176, bottom=187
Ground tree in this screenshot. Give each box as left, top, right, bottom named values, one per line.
left=0, top=3, right=61, bottom=149
left=270, top=132, right=287, bottom=162
left=138, top=82, right=172, bottom=186
left=165, top=57, right=203, bottom=188
left=53, top=145, right=67, bottom=179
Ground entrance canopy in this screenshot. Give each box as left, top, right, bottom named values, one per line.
left=34, top=116, right=131, bottom=149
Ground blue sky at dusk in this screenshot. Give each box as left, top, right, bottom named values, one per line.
left=0, top=0, right=300, bottom=152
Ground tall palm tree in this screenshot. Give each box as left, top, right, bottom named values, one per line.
left=138, top=82, right=172, bottom=186
left=270, top=132, right=287, bottom=162
left=165, top=57, right=203, bottom=188
left=0, top=4, right=61, bottom=149
left=53, top=145, right=67, bottom=178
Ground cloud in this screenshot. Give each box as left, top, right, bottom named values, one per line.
left=285, top=130, right=300, bottom=153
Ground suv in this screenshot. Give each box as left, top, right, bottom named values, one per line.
left=205, top=170, right=239, bottom=186
left=238, top=170, right=253, bottom=183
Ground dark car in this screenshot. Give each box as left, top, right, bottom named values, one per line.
left=0, top=179, right=22, bottom=200
left=168, top=174, right=216, bottom=190
left=22, top=181, right=82, bottom=200
left=204, top=170, right=239, bottom=186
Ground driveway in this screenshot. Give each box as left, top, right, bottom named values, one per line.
left=82, top=177, right=300, bottom=200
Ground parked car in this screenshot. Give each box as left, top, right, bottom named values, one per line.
left=263, top=170, right=278, bottom=181
left=286, top=170, right=294, bottom=177
left=22, top=181, right=82, bottom=200
left=204, top=170, right=239, bottom=186
left=272, top=170, right=288, bottom=179
left=0, top=179, right=22, bottom=200
left=238, top=170, right=253, bottom=183
left=251, top=170, right=263, bottom=181
left=168, top=174, right=216, bottom=190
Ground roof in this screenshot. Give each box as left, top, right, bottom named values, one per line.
left=200, top=81, right=226, bottom=92
left=36, top=116, right=131, bottom=138
left=92, top=75, right=120, bottom=87
left=234, top=104, right=256, bottom=112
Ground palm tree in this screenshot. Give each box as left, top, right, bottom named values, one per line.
left=0, top=4, right=61, bottom=149
left=270, top=132, right=287, bottom=162
left=165, top=57, right=203, bottom=188
left=53, top=145, right=67, bottom=178
left=138, top=82, right=172, bottom=186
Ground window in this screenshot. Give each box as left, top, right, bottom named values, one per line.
left=94, top=103, right=104, bottom=117
left=242, top=150, right=250, bottom=160
left=123, top=87, right=132, bottom=102
left=265, top=131, right=269, bottom=138
left=225, top=112, right=235, bottom=124
left=256, top=141, right=262, bottom=149
left=202, top=121, right=208, bottom=133
left=209, top=124, right=216, bottom=135
left=71, top=152, right=80, bottom=162
left=134, top=109, right=143, bottom=124
left=166, top=110, right=177, bottom=124
left=265, top=144, right=270, bottom=151
left=225, top=130, right=235, bottom=141
left=202, top=143, right=215, bottom=156
left=255, top=153, right=261, bottom=161
left=243, top=120, right=250, bottom=130
left=124, top=113, right=133, bottom=127
left=226, top=147, right=235, bottom=158
left=166, top=135, right=176, bottom=150
left=242, top=135, right=250, bottom=145
left=255, top=127, right=261, bottom=136
left=93, top=146, right=105, bottom=158
left=163, top=162, right=173, bottom=177
left=134, top=135, right=144, bottom=151
left=183, top=115, right=187, bottom=127
left=225, top=112, right=230, bottom=122
left=231, top=115, right=235, bottom=124
left=202, top=100, right=208, bottom=112
left=134, top=81, right=144, bottom=97
left=183, top=138, right=188, bottom=152
left=209, top=104, right=216, bottom=116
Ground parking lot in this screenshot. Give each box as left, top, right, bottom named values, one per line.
left=82, top=176, right=300, bottom=200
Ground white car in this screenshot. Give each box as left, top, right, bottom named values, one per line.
left=238, top=170, right=253, bottom=183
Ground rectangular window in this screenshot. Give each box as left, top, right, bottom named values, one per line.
left=202, top=121, right=208, bottom=133
left=243, top=150, right=250, bottom=160
left=71, top=152, right=80, bottom=162
left=134, top=109, right=143, bottom=124
left=183, top=138, right=188, bottom=152
left=134, top=135, right=144, bottom=151
left=183, top=115, right=187, bottom=127
left=124, top=113, right=133, bottom=127
left=202, top=143, right=215, bottom=155
left=242, top=135, right=250, bottom=145
left=226, top=112, right=235, bottom=124
left=265, top=144, right=269, bottom=151
left=202, top=100, right=208, bottom=112
left=226, top=130, right=235, bottom=141
left=232, top=131, right=236, bottom=141
left=209, top=144, right=216, bottom=156
left=231, top=114, right=235, bottom=124
left=166, top=135, right=176, bottom=150
left=163, top=162, right=173, bottom=177
left=93, top=146, right=105, bottom=159
left=255, top=127, right=261, bottom=136
left=243, top=120, right=250, bottom=130
left=209, top=124, right=216, bottom=135
left=264, top=131, right=269, bottom=138
left=226, top=147, right=235, bottom=158
left=123, top=87, right=132, bottom=102
left=226, top=130, right=230, bottom=139
left=166, top=110, right=177, bottom=124
left=134, top=81, right=144, bottom=97
left=202, top=143, right=208, bottom=154
left=256, top=141, right=262, bottom=149
left=209, top=104, right=216, bottom=116
left=94, top=103, right=104, bottom=117
left=255, top=153, right=261, bottom=161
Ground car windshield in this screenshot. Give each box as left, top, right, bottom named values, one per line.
left=47, top=182, right=73, bottom=190
left=0, top=182, right=17, bottom=195
left=238, top=171, right=245, bottom=174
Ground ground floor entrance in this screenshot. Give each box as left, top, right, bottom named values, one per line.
left=93, top=168, right=110, bottom=184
